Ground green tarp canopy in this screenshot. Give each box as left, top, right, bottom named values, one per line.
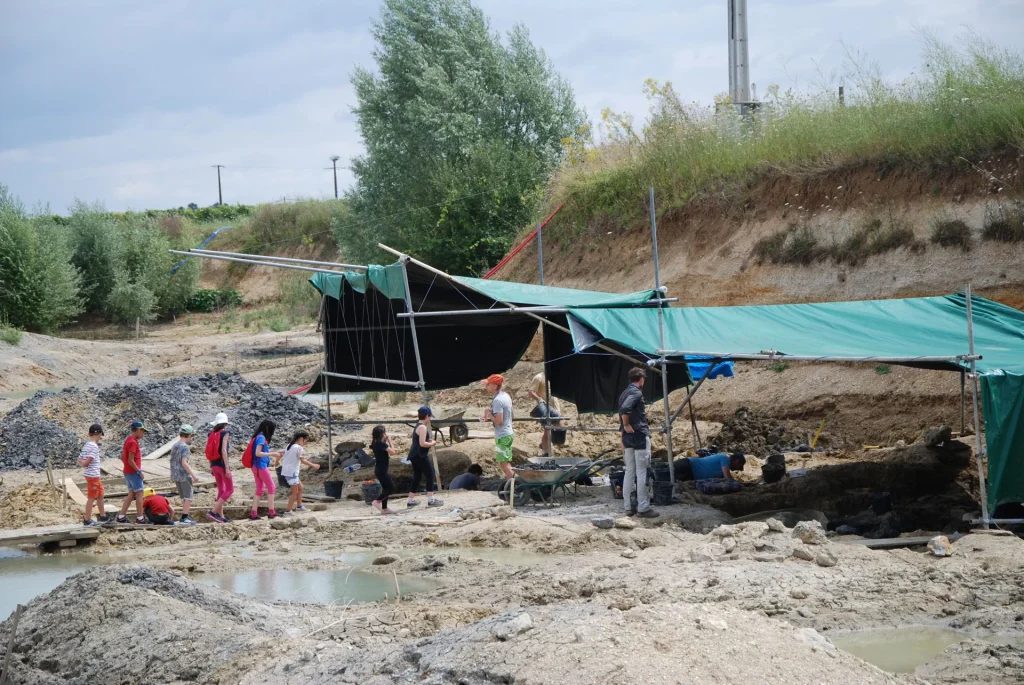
left=309, top=264, right=658, bottom=308
left=568, top=293, right=1024, bottom=513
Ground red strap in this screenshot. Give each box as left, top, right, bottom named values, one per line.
left=482, top=203, right=565, bottom=279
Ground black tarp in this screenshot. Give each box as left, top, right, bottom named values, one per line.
left=307, top=262, right=690, bottom=412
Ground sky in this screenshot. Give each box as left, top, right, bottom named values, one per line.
left=1, top=0, right=1022, bottom=213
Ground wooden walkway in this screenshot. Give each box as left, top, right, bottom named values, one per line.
left=0, top=524, right=102, bottom=548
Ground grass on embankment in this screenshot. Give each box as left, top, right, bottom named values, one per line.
left=549, top=36, right=1024, bottom=236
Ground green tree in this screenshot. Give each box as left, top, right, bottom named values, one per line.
left=67, top=200, right=121, bottom=312
left=0, top=185, right=83, bottom=332
left=343, top=0, right=585, bottom=274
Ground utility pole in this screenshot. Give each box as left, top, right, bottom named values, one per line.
left=329, top=156, right=340, bottom=199
left=212, top=165, right=224, bottom=205
left=727, top=0, right=751, bottom=110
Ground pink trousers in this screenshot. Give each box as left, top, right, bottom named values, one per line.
left=252, top=466, right=276, bottom=497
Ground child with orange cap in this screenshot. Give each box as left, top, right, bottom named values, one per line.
left=482, top=374, right=515, bottom=479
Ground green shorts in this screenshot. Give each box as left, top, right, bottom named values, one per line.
left=494, top=435, right=514, bottom=463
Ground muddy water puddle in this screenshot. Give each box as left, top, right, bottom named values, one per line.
left=0, top=548, right=109, bottom=619
left=193, top=568, right=439, bottom=605
left=327, top=547, right=556, bottom=567
left=831, top=627, right=1024, bottom=673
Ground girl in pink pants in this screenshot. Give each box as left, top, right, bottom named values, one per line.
left=248, top=419, right=282, bottom=520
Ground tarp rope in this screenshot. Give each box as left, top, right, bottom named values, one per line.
left=481, top=203, right=565, bottom=280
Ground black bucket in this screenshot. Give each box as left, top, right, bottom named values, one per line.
left=275, top=466, right=290, bottom=488
left=762, top=463, right=786, bottom=484
left=551, top=428, right=567, bottom=445
left=652, top=481, right=674, bottom=505
left=324, top=480, right=344, bottom=499
left=361, top=481, right=382, bottom=505
left=651, top=465, right=672, bottom=482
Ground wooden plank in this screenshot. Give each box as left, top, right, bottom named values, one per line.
left=0, top=525, right=100, bottom=547
left=142, top=437, right=178, bottom=461
left=60, top=478, right=119, bottom=513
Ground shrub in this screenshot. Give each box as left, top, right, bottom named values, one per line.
left=106, top=276, right=158, bottom=324
left=768, top=362, right=789, bottom=373
left=278, top=272, right=321, bottom=324
left=388, top=391, right=407, bottom=406
left=0, top=322, right=23, bottom=346
left=187, top=289, right=243, bottom=313
left=239, top=200, right=347, bottom=255
left=781, top=226, right=819, bottom=265
left=982, top=202, right=1024, bottom=243
left=875, top=364, right=892, bottom=375
left=267, top=316, right=289, bottom=332
left=753, top=230, right=790, bottom=264
left=930, top=217, right=973, bottom=250
left=357, top=397, right=372, bottom=414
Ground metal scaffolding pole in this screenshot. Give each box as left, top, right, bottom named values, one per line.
left=188, top=249, right=367, bottom=271
left=398, top=256, right=442, bottom=491
left=319, top=295, right=334, bottom=479
left=650, top=187, right=675, bottom=486
left=169, top=250, right=338, bottom=274
left=656, top=350, right=980, bottom=364
left=966, top=284, right=990, bottom=528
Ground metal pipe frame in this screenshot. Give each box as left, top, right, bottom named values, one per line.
left=169, top=250, right=338, bottom=274
left=395, top=299, right=679, bottom=318
left=188, top=248, right=366, bottom=271
left=966, top=284, right=991, bottom=528
left=668, top=360, right=718, bottom=426
left=650, top=187, right=675, bottom=486
left=656, top=350, right=981, bottom=364
left=321, top=371, right=420, bottom=388
left=376, top=243, right=664, bottom=376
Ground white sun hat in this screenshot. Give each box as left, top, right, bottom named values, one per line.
left=210, top=412, right=230, bottom=426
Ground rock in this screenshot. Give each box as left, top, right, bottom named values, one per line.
left=834, top=525, right=858, bottom=535
left=923, top=425, right=953, bottom=447
left=790, top=587, right=811, bottom=600
left=614, top=518, right=638, bottom=530
left=690, top=543, right=725, bottom=563
left=490, top=613, right=533, bottom=641
left=709, top=524, right=739, bottom=538
left=792, top=521, right=828, bottom=545
left=721, top=537, right=737, bottom=552
left=373, top=554, right=400, bottom=566
left=927, top=535, right=954, bottom=557
left=678, top=505, right=735, bottom=534
left=797, top=606, right=815, bottom=618
left=791, top=545, right=815, bottom=562
left=620, top=548, right=637, bottom=559
left=814, top=549, right=838, bottom=568
left=269, top=518, right=290, bottom=530
left=696, top=616, right=728, bottom=631
left=766, top=518, right=788, bottom=533
left=591, top=517, right=614, bottom=530
left=753, top=554, right=786, bottom=563
left=795, top=628, right=837, bottom=656
left=895, top=439, right=907, bottom=448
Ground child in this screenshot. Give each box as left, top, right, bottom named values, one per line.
left=248, top=419, right=283, bottom=520
left=370, top=425, right=396, bottom=514
left=407, top=407, right=443, bottom=508
left=169, top=424, right=199, bottom=525
left=205, top=412, right=234, bottom=523
left=142, top=487, right=175, bottom=525
left=77, top=423, right=110, bottom=526
left=276, top=430, right=320, bottom=515
left=116, top=420, right=148, bottom=524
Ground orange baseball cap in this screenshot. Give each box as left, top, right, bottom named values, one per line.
left=485, top=374, right=504, bottom=386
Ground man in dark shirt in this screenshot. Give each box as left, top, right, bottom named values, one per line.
left=449, top=464, right=484, bottom=490
left=618, top=367, right=658, bottom=518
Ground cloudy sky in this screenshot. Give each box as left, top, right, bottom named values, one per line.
left=1, top=0, right=1021, bottom=213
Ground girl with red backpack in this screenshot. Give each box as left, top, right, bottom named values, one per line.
left=245, top=419, right=283, bottom=520
left=205, top=412, right=234, bottom=523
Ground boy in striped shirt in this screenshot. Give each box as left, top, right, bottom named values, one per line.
left=77, top=423, right=110, bottom=526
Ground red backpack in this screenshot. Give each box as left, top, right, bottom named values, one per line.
left=205, top=429, right=224, bottom=462
left=241, top=437, right=256, bottom=469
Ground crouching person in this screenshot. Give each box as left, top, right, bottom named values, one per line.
left=142, top=487, right=175, bottom=525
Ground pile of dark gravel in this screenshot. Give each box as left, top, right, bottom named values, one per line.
left=710, top=407, right=824, bottom=456
left=0, top=372, right=328, bottom=471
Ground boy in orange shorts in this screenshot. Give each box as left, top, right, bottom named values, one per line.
left=77, top=423, right=110, bottom=526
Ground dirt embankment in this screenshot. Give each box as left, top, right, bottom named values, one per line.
left=500, top=153, right=1024, bottom=309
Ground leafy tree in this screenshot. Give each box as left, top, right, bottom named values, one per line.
left=67, top=200, right=121, bottom=312
left=0, top=185, right=83, bottom=332
left=343, top=0, right=586, bottom=274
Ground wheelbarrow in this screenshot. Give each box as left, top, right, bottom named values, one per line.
left=427, top=409, right=470, bottom=446
left=499, top=449, right=620, bottom=507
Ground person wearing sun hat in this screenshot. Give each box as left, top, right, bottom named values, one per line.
left=116, top=420, right=148, bottom=524
left=205, top=412, right=234, bottom=523
left=482, top=373, right=515, bottom=479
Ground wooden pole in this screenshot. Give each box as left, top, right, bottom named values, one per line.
left=0, top=603, right=23, bottom=685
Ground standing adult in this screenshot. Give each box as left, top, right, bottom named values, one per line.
left=618, top=368, right=659, bottom=519
left=407, top=406, right=443, bottom=507
left=205, top=412, right=234, bottom=523
left=528, top=371, right=562, bottom=456
left=483, top=374, right=515, bottom=479
left=116, top=420, right=148, bottom=524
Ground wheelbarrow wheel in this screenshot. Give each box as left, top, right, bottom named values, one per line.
left=498, top=479, right=531, bottom=507
left=450, top=423, right=469, bottom=443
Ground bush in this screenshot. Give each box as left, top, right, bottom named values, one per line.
left=278, top=272, right=321, bottom=324
left=106, top=276, right=158, bottom=324
left=388, top=391, right=407, bottom=406
left=753, top=224, right=818, bottom=265
left=768, top=362, right=789, bottom=373
left=930, top=217, right=973, bottom=250
left=875, top=364, right=892, bottom=375
left=267, top=316, right=289, bottom=332
left=982, top=202, right=1024, bottom=243
left=357, top=397, right=372, bottom=414
left=0, top=322, right=23, bottom=346
left=239, top=200, right=347, bottom=256
left=187, top=289, right=243, bottom=313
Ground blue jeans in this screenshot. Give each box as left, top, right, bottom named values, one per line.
left=124, top=471, right=144, bottom=492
